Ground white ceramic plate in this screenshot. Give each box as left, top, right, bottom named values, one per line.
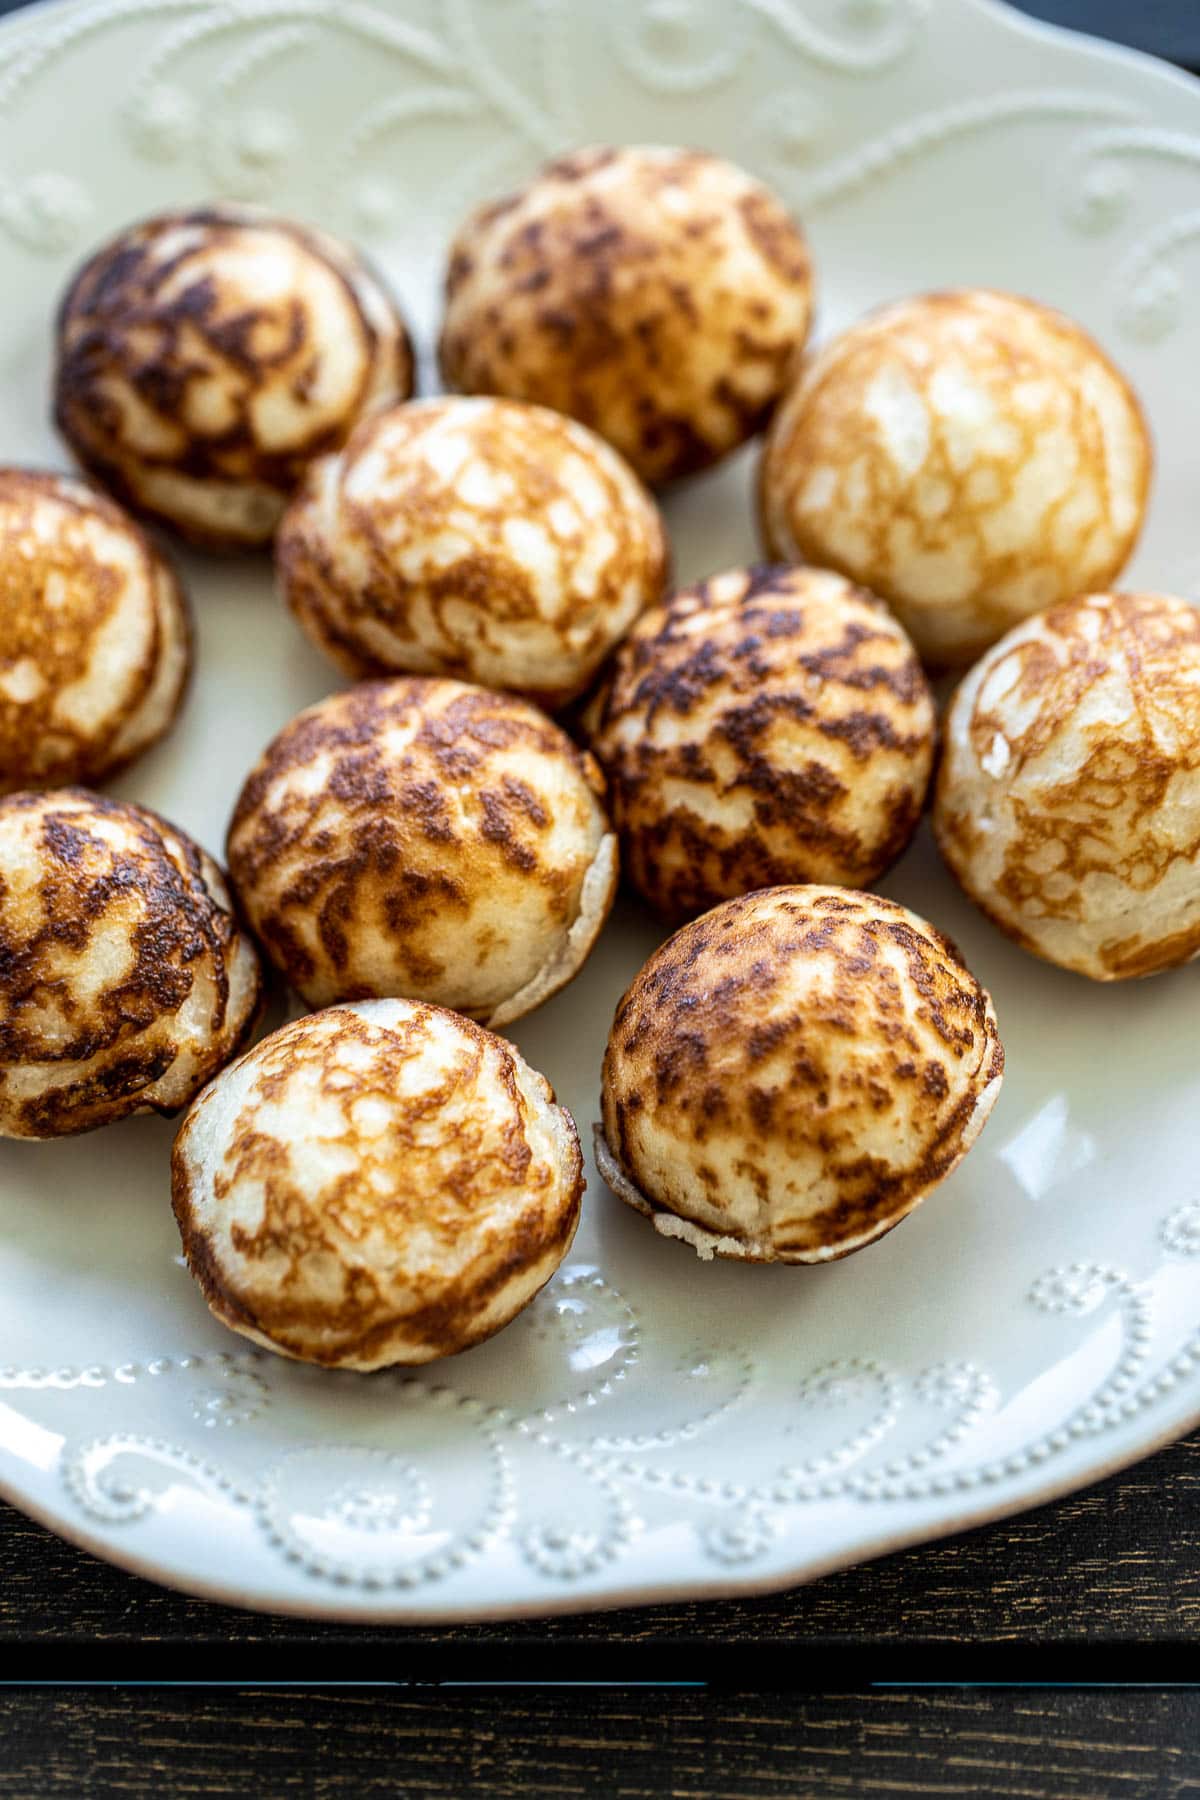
left=1, top=0, right=1199, bottom=1622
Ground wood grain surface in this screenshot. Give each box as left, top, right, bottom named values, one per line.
left=0, top=1689, right=1198, bottom=1798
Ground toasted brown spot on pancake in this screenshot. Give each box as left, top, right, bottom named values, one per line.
left=586, top=565, right=934, bottom=922
left=226, top=676, right=617, bottom=1025
left=439, top=145, right=812, bottom=486
left=599, top=885, right=1002, bottom=1264
left=0, top=788, right=262, bottom=1138
left=0, top=469, right=191, bottom=792
left=278, top=396, right=668, bottom=710
left=171, top=998, right=583, bottom=1368
left=935, top=590, right=1200, bottom=981
left=54, top=204, right=414, bottom=550
left=760, top=289, right=1150, bottom=669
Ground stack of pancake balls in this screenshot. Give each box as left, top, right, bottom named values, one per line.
left=0, top=143, right=1175, bottom=1372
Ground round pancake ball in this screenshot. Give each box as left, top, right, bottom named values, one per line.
left=586, top=564, right=934, bottom=921
left=0, top=469, right=190, bottom=793
left=53, top=204, right=414, bottom=550
left=226, top=677, right=617, bottom=1025
left=172, top=999, right=582, bottom=1369
left=0, top=790, right=262, bottom=1138
left=934, top=590, right=1200, bottom=981
left=439, top=144, right=813, bottom=485
left=597, top=886, right=1004, bottom=1263
left=759, top=289, right=1151, bottom=668
left=279, top=396, right=669, bottom=709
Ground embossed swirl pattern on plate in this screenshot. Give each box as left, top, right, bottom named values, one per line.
left=17, top=1206, right=1196, bottom=1588
left=0, top=0, right=1199, bottom=340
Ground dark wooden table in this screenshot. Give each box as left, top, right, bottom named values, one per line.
left=2, top=0, right=1199, bottom=1789
left=3, top=1424, right=1198, bottom=1790
left=2, top=1686, right=1199, bottom=1798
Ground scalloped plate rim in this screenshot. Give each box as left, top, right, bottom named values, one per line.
left=2, top=1387, right=1198, bottom=1623
left=968, top=0, right=1200, bottom=98
left=0, top=0, right=1198, bottom=1622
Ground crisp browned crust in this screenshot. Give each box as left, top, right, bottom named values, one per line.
left=599, top=885, right=1004, bottom=1264
left=0, top=789, right=263, bottom=1138
left=225, top=676, right=617, bottom=1020
left=0, top=469, right=192, bottom=792
left=278, top=396, right=669, bottom=708
left=759, top=289, right=1152, bottom=669
left=934, top=590, right=1200, bottom=981
left=439, top=145, right=813, bottom=485
left=54, top=204, right=414, bottom=550
left=586, top=564, right=935, bottom=921
left=171, top=998, right=584, bottom=1368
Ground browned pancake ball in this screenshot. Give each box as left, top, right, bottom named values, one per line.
left=0, top=469, right=190, bottom=793
left=0, top=790, right=262, bottom=1138
left=279, top=396, right=669, bottom=709
left=585, top=565, right=935, bottom=922
left=934, top=591, right=1200, bottom=981
left=226, top=677, right=617, bottom=1025
left=54, top=205, right=414, bottom=550
left=598, top=886, right=1004, bottom=1264
left=172, top=998, right=583, bottom=1369
left=760, top=289, right=1151, bottom=668
left=439, top=144, right=813, bottom=485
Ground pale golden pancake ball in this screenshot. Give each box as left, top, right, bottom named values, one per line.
left=586, top=564, right=934, bottom=921
left=279, top=396, right=669, bottom=709
left=760, top=289, right=1151, bottom=668
left=0, top=470, right=190, bottom=793
left=598, top=886, right=1003, bottom=1263
left=439, top=144, right=813, bottom=485
left=0, top=790, right=262, bottom=1138
left=226, top=677, right=617, bottom=1024
left=171, top=998, right=583, bottom=1369
left=935, top=590, right=1200, bottom=981
left=54, top=204, right=414, bottom=550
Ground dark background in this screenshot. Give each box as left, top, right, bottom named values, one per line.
left=0, top=0, right=1198, bottom=1793
left=1016, top=0, right=1200, bottom=65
